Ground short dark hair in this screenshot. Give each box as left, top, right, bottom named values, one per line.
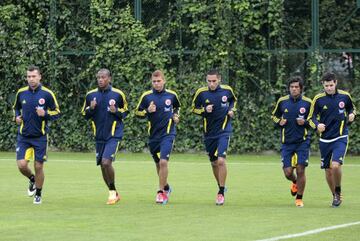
left=207, top=69, right=221, bottom=78
left=27, top=65, right=41, bottom=75
left=287, top=76, right=304, bottom=90
left=97, top=68, right=111, bottom=77
left=321, top=72, right=336, bottom=83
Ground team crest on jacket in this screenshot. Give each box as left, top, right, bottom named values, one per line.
left=109, top=99, right=116, bottom=105
left=339, top=101, right=345, bottom=108
left=165, top=99, right=172, bottom=106
left=299, top=107, right=306, bottom=114
left=38, top=98, right=45, bottom=105
left=221, top=96, right=228, bottom=102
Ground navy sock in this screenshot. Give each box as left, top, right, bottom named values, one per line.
left=108, top=183, right=116, bottom=191
left=29, top=175, right=35, bottom=183
left=35, top=188, right=42, bottom=196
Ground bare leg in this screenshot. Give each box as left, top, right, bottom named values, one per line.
left=34, top=161, right=44, bottom=189
left=158, top=159, right=168, bottom=190
left=217, top=157, right=227, bottom=187
left=295, top=165, right=306, bottom=195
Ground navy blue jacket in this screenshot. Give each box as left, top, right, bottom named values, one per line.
left=135, top=88, right=180, bottom=140
left=308, top=90, right=356, bottom=140
left=192, top=85, right=237, bottom=139
left=271, top=95, right=312, bottom=144
left=13, top=84, right=60, bottom=139
left=82, top=85, right=128, bottom=142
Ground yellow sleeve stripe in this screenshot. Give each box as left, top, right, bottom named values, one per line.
left=135, top=90, right=152, bottom=116
left=271, top=96, right=289, bottom=116
left=47, top=109, right=60, bottom=116
left=302, top=96, right=312, bottom=104
left=12, top=86, right=28, bottom=109
left=112, top=88, right=128, bottom=111
left=42, top=86, right=60, bottom=113
left=307, top=93, right=326, bottom=122
left=81, top=89, right=98, bottom=115
left=191, top=87, right=207, bottom=114
left=192, top=107, right=205, bottom=114
left=81, top=98, right=87, bottom=115
left=166, top=89, right=181, bottom=106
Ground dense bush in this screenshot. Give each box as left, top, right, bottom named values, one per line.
left=1, top=0, right=359, bottom=153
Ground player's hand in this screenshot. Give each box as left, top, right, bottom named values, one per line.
left=15, top=115, right=22, bottom=125
left=228, top=110, right=234, bottom=118
left=205, top=104, right=213, bottom=113
left=173, top=114, right=180, bottom=124
left=148, top=101, right=156, bottom=113
left=109, top=103, right=116, bottom=113
left=90, top=97, right=97, bottom=110
left=349, top=113, right=355, bottom=122
left=317, top=123, right=326, bottom=133
left=279, top=118, right=287, bottom=126
left=36, top=107, right=45, bottom=117
left=296, top=117, right=305, bottom=126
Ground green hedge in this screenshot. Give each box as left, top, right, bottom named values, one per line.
left=1, top=0, right=359, bottom=153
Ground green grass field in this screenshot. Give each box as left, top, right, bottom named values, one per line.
left=0, top=152, right=359, bottom=241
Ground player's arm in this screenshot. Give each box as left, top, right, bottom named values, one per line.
left=110, top=92, right=129, bottom=120
left=227, top=87, right=237, bottom=117
left=44, top=91, right=60, bottom=121
left=135, top=94, right=148, bottom=119
left=346, top=94, right=356, bottom=123
left=12, top=90, right=22, bottom=124
left=271, top=99, right=284, bottom=128
left=191, top=91, right=205, bottom=116
left=307, top=98, right=320, bottom=130
left=173, top=93, right=181, bottom=123
left=81, top=94, right=96, bottom=120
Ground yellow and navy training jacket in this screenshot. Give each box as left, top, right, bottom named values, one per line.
left=271, top=95, right=312, bottom=144
left=81, top=85, right=128, bottom=142
left=135, top=88, right=180, bottom=140
left=307, top=90, right=356, bottom=140
left=191, top=85, right=237, bottom=139
left=13, top=84, right=60, bottom=139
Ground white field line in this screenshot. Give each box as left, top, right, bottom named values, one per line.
left=256, top=221, right=360, bottom=241
left=0, top=158, right=360, bottom=166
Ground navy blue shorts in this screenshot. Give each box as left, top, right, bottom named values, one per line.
left=96, top=138, right=120, bottom=165
left=148, top=136, right=175, bottom=163
left=16, top=136, right=48, bottom=162
left=281, top=140, right=310, bottom=168
left=319, top=137, right=348, bottom=169
left=204, top=135, right=230, bottom=162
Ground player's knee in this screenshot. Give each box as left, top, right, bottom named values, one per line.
left=284, top=170, right=293, bottom=179
left=101, top=159, right=112, bottom=168
left=296, top=167, right=305, bottom=176
left=34, top=162, right=43, bottom=172
left=217, top=157, right=226, bottom=167
left=17, top=160, right=28, bottom=170
left=159, top=159, right=168, bottom=168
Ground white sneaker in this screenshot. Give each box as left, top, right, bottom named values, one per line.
left=33, top=195, right=42, bottom=204
left=28, top=181, right=36, bottom=197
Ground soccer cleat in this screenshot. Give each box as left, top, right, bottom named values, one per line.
left=162, top=192, right=169, bottom=205
left=332, top=193, right=342, bottom=207
left=165, top=186, right=172, bottom=198
left=28, top=181, right=36, bottom=197
left=295, top=199, right=304, bottom=207
left=216, top=194, right=225, bottom=206
left=156, top=191, right=164, bottom=204
left=106, top=190, right=120, bottom=205
left=290, top=183, right=298, bottom=196
left=33, top=195, right=42, bottom=204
